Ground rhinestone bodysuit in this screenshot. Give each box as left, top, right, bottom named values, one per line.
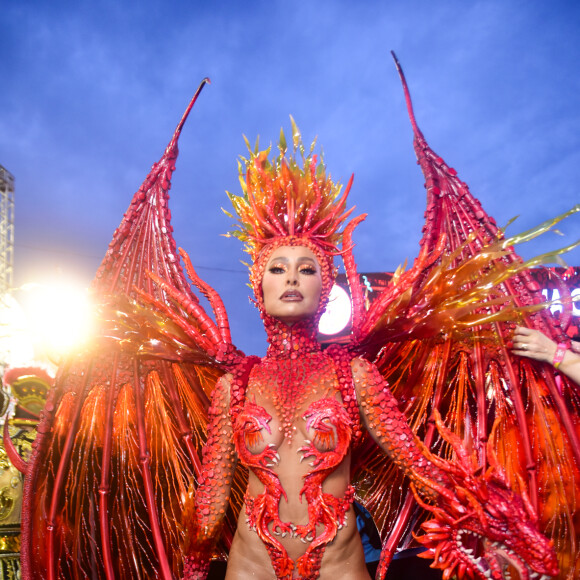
left=229, top=316, right=361, bottom=579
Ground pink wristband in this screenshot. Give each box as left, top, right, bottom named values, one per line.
left=553, top=343, right=568, bottom=369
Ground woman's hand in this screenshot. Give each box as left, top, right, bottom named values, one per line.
left=511, top=326, right=558, bottom=364
left=512, top=326, right=580, bottom=387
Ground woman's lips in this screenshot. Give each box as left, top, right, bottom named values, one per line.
left=281, top=290, right=303, bottom=301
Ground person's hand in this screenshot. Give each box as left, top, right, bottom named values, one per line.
left=511, top=326, right=558, bottom=364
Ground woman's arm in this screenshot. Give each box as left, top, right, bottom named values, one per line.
left=183, top=374, right=237, bottom=580
left=350, top=356, right=559, bottom=580
left=351, top=357, right=449, bottom=500
left=512, top=325, right=580, bottom=387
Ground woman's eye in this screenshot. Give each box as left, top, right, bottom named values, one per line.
left=300, top=267, right=316, bottom=275
left=269, top=266, right=285, bottom=274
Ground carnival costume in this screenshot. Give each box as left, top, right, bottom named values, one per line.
left=12, top=56, right=580, bottom=580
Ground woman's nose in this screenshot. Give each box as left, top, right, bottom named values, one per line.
left=286, top=273, right=298, bottom=285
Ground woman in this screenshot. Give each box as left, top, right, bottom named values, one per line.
left=19, top=85, right=569, bottom=580
left=181, top=135, right=557, bottom=580
left=185, top=245, right=443, bottom=580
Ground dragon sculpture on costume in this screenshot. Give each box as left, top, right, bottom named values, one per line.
left=413, top=412, right=557, bottom=580
left=7, top=55, right=580, bottom=580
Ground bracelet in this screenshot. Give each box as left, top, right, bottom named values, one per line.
left=553, top=343, right=569, bottom=369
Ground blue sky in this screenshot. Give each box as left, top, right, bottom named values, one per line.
left=2, top=0, right=579, bottom=354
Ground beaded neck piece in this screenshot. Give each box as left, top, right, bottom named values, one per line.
left=259, top=314, right=326, bottom=442
left=263, top=314, right=321, bottom=360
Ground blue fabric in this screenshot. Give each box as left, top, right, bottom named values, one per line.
left=353, top=501, right=382, bottom=563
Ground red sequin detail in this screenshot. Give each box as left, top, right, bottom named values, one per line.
left=228, top=317, right=359, bottom=579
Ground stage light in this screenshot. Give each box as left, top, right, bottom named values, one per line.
left=319, top=284, right=352, bottom=336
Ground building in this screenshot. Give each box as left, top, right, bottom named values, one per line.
left=0, top=166, right=14, bottom=296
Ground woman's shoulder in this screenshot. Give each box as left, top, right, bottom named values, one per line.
left=320, top=344, right=379, bottom=383
left=210, top=372, right=233, bottom=407
left=349, top=355, right=377, bottom=378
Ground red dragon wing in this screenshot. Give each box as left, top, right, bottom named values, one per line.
left=349, top=55, right=580, bottom=579
left=20, top=80, right=245, bottom=580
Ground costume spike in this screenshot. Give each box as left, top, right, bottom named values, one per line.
left=341, top=213, right=367, bottom=337
left=392, top=52, right=497, bottom=259
left=132, top=357, right=173, bottom=580
left=391, top=51, right=423, bottom=139
left=98, top=353, right=120, bottom=580
left=22, top=82, right=220, bottom=580
left=94, top=78, right=209, bottom=299
left=363, top=54, right=580, bottom=578
left=179, top=248, right=232, bottom=345
left=168, top=78, right=210, bottom=153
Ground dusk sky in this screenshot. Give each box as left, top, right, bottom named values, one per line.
left=2, top=1, right=579, bottom=354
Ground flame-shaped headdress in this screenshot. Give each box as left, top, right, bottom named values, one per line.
left=227, top=119, right=361, bottom=311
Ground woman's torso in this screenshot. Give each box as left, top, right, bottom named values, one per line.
left=227, top=351, right=369, bottom=580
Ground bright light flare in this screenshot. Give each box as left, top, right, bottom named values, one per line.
left=19, top=281, right=94, bottom=360
left=0, top=294, right=35, bottom=366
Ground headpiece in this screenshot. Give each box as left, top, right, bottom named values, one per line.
left=226, top=118, right=362, bottom=318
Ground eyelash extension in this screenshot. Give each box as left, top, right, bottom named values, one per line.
left=267, top=264, right=317, bottom=274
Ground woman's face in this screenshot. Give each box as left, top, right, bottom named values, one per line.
left=262, top=245, right=323, bottom=325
